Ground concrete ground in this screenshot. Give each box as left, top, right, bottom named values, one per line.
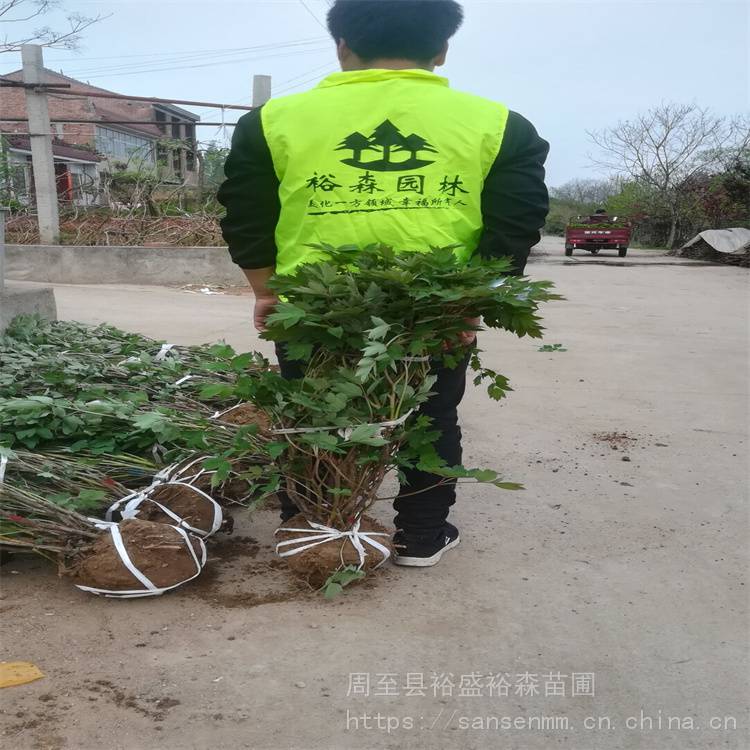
left=2, top=242, right=748, bottom=749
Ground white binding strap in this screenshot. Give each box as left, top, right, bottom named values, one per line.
left=154, top=343, right=175, bottom=361
left=76, top=523, right=206, bottom=598
left=274, top=518, right=391, bottom=570
left=106, top=481, right=223, bottom=538
left=171, top=455, right=210, bottom=481
left=272, top=409, right=414, bottom=439
left=0, top=454, right=7, bottom=486
left=209, top=403, right=243, bottom=421
left=170, top=455, right=217, bottom=486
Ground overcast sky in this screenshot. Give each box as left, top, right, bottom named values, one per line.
left=3, top=0, right=748, bottom=185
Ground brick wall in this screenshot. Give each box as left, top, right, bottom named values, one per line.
left=1, top=69, right=197, bottom=182
left=0, top=69, right=161, bottom=148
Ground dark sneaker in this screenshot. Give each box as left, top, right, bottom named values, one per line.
left=392, top=523, right=460, bottom=567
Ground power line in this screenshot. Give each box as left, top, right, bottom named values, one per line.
left=270, top=59, right=338, bottom=93
left=64, top=46, right=331, bottom=80
left=63, top=39, right=330, bottom=77
left=298, top=0, right=329, bottom=32
left=31, top=87, right=256, bottom=111
left=42, top=38, right=327, bottom=64
left=1, top=118, right=237, bottom=126
left=188, top=60, right=337, bottom=116
left=273, top=66, right=338, bottom=97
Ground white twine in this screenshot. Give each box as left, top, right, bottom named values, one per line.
left=271, top=408, right=414, bottom=440
left=0, top=455, right=7, bottom=486
left=75, top=521, right=206, bottom=598
left=274, top=518, right=391, bottom=570
left=151, top=444, right=167, bottom=463
left=106, top=455, right=221, bottom=537
left=210, top=403, right=244, bottom=421
left=105, top=480, right=222, bottom=538
left=167, top=454, right=213, bottom=483
left=154, top=343, right=175, bottom=361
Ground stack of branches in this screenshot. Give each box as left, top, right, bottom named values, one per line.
left=1, top=317, right=275, bottom=508
left=0, top=484, right=101, bottom=558
left=5, top=210, right=224, bottom=247
left=1, top=316, right=268, bottom=409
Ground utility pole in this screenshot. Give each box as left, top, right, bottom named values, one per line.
left=252, top=75, right=272, bottom=108
left=21, top=44, right=60, bottom=245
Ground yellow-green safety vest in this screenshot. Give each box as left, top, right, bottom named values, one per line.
left=261, top=69, right=509, bottom=275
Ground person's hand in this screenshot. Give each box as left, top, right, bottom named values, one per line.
left=442, top=317, right=481, bottom=350
left=253, top=295, right=279, bottom=333
left=457, top=316, right=481, bottom=347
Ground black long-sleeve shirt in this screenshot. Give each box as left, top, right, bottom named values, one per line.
left=218, top=108, right=549, bottom=275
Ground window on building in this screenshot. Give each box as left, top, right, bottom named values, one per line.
left=154, top=109, right=168, bottom=135
left=95, top=125, right=155, bottom=165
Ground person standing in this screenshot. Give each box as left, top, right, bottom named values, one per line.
left=218, top=0, right=549, bottom=566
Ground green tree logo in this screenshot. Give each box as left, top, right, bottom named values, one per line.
left=396, top=133, right=438, bottom=161
left=335, top=132, right=376, bottom=163
left=338, top=120, right=438, bottom=172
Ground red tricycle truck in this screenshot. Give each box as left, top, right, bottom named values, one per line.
left=564, top=211, right=632, bottom=258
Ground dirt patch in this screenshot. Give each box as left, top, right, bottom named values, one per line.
left=215, top=403, right=271, bottom=431
left=188, top=530, right=310, bottom=608
left=68, top=519, right=203, bottom=592
left=216, top=477, right=255, bottom=504
left=207, top=535, right=260, bottom=563
left=141, top=483, right=219, bottom=534
left=204, top=588, right=309, bottom=609
left=592, top=431, right=638, bottom=449
left=83, top=679, right=179, bottom=722
left=276, top=514, right=393, bottom=589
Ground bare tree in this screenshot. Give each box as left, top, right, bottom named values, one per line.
left=0, top=0, right=103, bottom=53
left=550, top=177, right=621, bottom=209
left=589, top=103, right=735, bottom=248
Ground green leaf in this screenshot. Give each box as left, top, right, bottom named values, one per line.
left=354, top=358, right=376, bottom=382
left=334, top=381, right=362, bottom=397
left=321, top=565, right=365, bottom=598
left=230, top=352, right=256, bottom=371
left=344, top=424, right=388, bottom=447
left=199, top=383, right=234, bottom=400
left=362, top=342, right=387, bottom=358
left=266, top=442, right=288, bottom=459
left=300, top=431, right=340, bottom=451
left=132, top=412, right=168, bottom=430
left=268, top=304, right=306, bottom=329
left=286, top=342, right=314, bottom=361
left=367, top=317, right=390, bottom=340
left=323, top=582, right=343, bottom=599
left=472, top=469, right=499, bottom=482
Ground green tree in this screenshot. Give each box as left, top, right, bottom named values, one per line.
left=199, top=142, right=230, bottom=192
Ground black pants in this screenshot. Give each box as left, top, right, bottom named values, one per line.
left=275, top=344, right=470, bottom=540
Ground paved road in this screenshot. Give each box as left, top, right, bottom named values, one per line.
left=3, top=248, right=748, bottom=749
